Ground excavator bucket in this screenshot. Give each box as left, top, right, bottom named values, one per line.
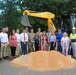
left=21, top=14, right=32, bottom=27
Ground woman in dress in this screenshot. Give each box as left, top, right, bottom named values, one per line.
left=61, top=32, right=70, bottom=56
left=39, top=31, right=48, bottom=51
left=9, top=30, right=17, bottom=57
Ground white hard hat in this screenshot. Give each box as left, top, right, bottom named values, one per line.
left=72, top=27, right=76, bottom=30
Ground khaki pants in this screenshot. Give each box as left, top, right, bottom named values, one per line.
left=5, top=47, right=9, bottom=56
left=1, top=43, right=8, bottom=58
left=16, top=43, right=21, bottom=56
left=29, top=42, right=35, bottom=52
left=48, top=44, right=50, bottom=51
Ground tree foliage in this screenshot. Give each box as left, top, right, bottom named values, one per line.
left=0, top=0, right=76, bottom=32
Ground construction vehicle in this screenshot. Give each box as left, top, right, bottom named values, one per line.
left=21, top=10, right=56, bottom=32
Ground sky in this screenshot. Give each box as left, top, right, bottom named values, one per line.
left=0, top=9, right=3, bottom=14
left=0, top=10, right=2, bottom=14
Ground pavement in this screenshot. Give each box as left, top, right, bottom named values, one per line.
left=0, top=59, right=76, bottom=75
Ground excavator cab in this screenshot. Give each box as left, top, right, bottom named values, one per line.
left=21, top=10, right=56, bottom=32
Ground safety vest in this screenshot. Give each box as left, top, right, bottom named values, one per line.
left=70, top=33, right=76, bottom=39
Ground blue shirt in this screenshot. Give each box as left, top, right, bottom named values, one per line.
left=34, top=37, right=39, bottom=43
left=56, top=33, right=63, bottom=43
left=50, top=36, right=55, bottom=42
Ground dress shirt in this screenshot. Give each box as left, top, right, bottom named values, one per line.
left=20, top=32, right=28, bottom=42
left=46, top=32, right=51, bottom=41
left=38, top=32, right=42, bottom=37
left=29, top=33, right=35, bottom=42
left=56, top=33, right=63, bottom=43
left=50, top=35, right=55, bottom=42
left=61, top=37, right=70, bottom=47
left=0, top=32, right=8, bottom=43
left=15, top=33, right=21, bottom=42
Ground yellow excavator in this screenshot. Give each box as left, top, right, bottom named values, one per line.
left=21, top=10, right=56, bottom=32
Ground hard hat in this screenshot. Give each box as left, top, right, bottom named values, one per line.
left=72, top=27, right=76, bottom=30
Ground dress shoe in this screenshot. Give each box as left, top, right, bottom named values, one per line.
left=3, top=57, right=7, bottom=59
left=5, top=56, right=9, bottom=58
left=0, top=58, right=2, bottom=60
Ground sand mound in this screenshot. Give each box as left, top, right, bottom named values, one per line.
left=10, top=50, right=76, bottom=71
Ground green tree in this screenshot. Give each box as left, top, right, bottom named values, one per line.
left=0, top=0, right=76, bottom=32
left=0, top=0, right=23, bottom=32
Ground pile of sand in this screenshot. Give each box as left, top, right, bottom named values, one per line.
left=10, top=50, right=76, bottom=71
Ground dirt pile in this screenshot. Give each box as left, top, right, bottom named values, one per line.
left=10, top=50, right=76, bottom=71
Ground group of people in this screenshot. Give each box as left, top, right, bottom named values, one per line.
left=0, top=27, right=76, bottom=60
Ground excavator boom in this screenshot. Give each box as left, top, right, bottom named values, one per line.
left=21, top=10, right=56, bottom=32
left=23, top=10, right=55, bottom=19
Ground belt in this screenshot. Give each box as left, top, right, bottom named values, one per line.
left=72, top=41, right=76, bottom=42
left=1, top=42, right=7, bottom=44
left=71, top=40, right=76, bottom=42
left=21, top=42, right=28, bottom=43
left=50, top=41, right=54, bottom=43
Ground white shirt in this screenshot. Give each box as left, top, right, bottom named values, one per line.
left=46, top=32, right=51, bottom=41
left=61, top=37, right=70, bottom=47
left=0, top=32, right=8, bottom=43
left=15, top=33, right=21, bottom=42
left=20, top=32, right=28, bottom=42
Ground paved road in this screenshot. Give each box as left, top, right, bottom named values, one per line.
left=0, top=59, right=76, bottom=75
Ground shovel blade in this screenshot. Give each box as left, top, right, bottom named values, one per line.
left=21, top=14, right=32, bottom=27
